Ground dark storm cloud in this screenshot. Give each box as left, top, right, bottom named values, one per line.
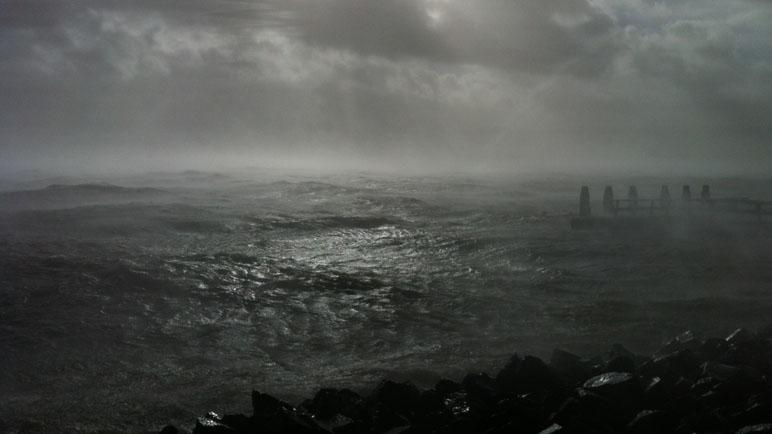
left=0, top=0, right=770, bottom=173
left=294, top=0, right=620, bottom=77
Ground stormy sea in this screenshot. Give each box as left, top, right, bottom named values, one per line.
left=1, top=171, right=771, bottom=432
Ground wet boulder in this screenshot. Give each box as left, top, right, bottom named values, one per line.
left=642, top=377, right=669, bottom=408
left=250, top=391, right=326, bottom=434
left=702, top=361, right=743, bottom=382
left=497, top=355, right=556, bottom=395
left=538, top=423, right=565, bottom=433
left=758, top=323, right=772, bottom=341
left=304, top=388, right=364, bottom=420
left=737, top=423, right=772, bottom=434
left=698, top=337, right=730, bottom=361
left=441, top=391, right=473, bottom=418
left=252, top=391, right=293, bottom=419
left=462, top=372, right=499, bottom=406
left=640, top=349, right=700, bottom=381
left=626, top=409, right=673, bottom=434
left=550, top=349, right=592, bottom=384
left=607, top=343, right=638, bottom=363
left=711, top=365, right=767, bottom=403
left=730, top=399, right=772, bottom=429
left=667, top=393, right=700, bottom=420
left=582, top=372, right=642, bottom=404
left=219, top=414, right=253, bottom=433
left=551, top=388, right=624, bottom=431
left=193, top=413, right=235, bottom=434
left=365, top=402, right=410, bottom=433
left=670, top=376, right=694, bottom=398
left=434, top=378, right=463, bottom=395
left=605, top=355, right=635, bottom=374
left=495, top=353, right=523, bottom=394
left=655, top=331, right=701, bottom=358
left=372, top=380, right=422, bottom=419
left=691, top=375, right=721, bottom=395
left=676, top=408, right=730, bottom=433
left=727, top=328, right=757, bottom=347
left=493, top=396, right=550, bottom=432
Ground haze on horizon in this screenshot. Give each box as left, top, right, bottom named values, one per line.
left=1, top=0, right=771, bottom=176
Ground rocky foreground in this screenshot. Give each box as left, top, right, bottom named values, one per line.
left=160, top=326, right=772, bottom=434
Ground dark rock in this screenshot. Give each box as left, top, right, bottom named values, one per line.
left=691, top=375, right=721, bottom=395
left=372, top=380, right=422, bottom=418
left=712, top=365, right=767, bottom=402
left=434, top=378, right=463, bottom=395
left=698, top=390, right=723, bottom=409
left=495, top=353, right=523, bottom=394
left=417, top=389, right=446, bottom=414
left=643, top=377, right=668, bottom=407
left=405, top=389, right=454, bottom=428
left=492, top=396, right=549, bottom=432
left=252, top=390, right=293, bottom=418
left=160, top=426, right=179, bottom=434
left=758, top=323, right=772, bottom=340
left=551, top=389, right=624, bottom=431
left=655, top=330, right=701, bottom=358
left=442, top=391, right=472, bottom=417
left=367, top=403, right=410, bottom=432
left=582, top=371, right=641, bottom=404
left=626, top=409, right=673, bottom=434
left=607, top=343, right=637, bottom=363
left=193, top=414, right=235, bottom=434
left=306, top=388, right=364, bottom=420
left=737, top=424, right=772, bottom=434
left=497, top=355, right=557, bottom=395
left=314, top=413, right=354, bottom=433
left=438, top=418, right=484, bottom=434
left=462, top=372, right=499, bottom=406
left=606, top=355, right=635, bottom=373
left=538, top=423, right=565, bottom=433
left=251, top=391, right=326, bottom=434
left=698, top=337, right=729, bottom=361
left=727, top=328, right=757, bottom=346
left=641, top=349, right=700, bottom=380
left=331, top=420, right=370, bottom=434
left=731, top=400, right=772, bottom=428
left=702, top=361, right=742, bottom=381
left=668, top=393, right=700, bottom=419
left=721, top=343, right=772, bottom=375
left=550, top=349, right=592, bottom=384
left=219, top=414, right=252, bottom=433
left=676, top=409, right=729, bottom=433
left=671, top=376, right=693, bottom=398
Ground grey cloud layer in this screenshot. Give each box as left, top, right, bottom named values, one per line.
left=1, top=0, right=770, bottom=172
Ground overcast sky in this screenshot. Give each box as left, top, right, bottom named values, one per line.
left=1, top=0, right=770, bottom=174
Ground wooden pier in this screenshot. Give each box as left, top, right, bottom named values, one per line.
left=571, top=184, right=772, bottom=229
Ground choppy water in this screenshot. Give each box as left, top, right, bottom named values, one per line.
left=1, top=172, right=771, bottom=432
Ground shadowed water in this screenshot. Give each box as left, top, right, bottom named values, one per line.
left=1, top=172, right=771, bottom=432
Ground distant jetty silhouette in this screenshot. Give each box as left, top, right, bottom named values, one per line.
left=571, top=184, right=771, bottom=230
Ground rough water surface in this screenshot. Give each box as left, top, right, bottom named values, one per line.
left=0, top=172, right=771, bottom=432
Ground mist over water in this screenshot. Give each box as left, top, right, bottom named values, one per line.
left=3, top=0, right=772, bottom=431
left=1, top=170, right=771, bottom=432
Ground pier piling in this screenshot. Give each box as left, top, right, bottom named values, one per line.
left=660, top=186, right=671, bottom=213
left=579, top=186, right=591, bottom=217
left=603, top=186, right=614, bottom=215
left=701, top=185, right=711, bottom=202
left=628, top=186, right=638, bottom=213
left=682, top=185, right=691, bottom=202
